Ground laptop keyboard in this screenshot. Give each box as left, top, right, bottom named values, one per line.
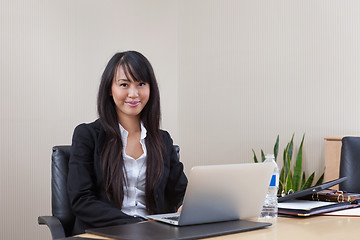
left=163, top=216, right=180, bottom=221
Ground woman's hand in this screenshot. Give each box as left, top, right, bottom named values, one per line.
left=177, top=205, right=183, bottom=213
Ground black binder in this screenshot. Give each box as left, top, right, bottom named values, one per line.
left=278, top=177, right=347, bottom=202
left=86, top=219, right=271, bottom=240
left=277, top=177, right=360, bottom=216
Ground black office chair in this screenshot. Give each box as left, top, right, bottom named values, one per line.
left=38, top=145, right=181, bottom=239
left=339, top=136, right=360, bottom=193
left=38, top=146, right=74, bottom=239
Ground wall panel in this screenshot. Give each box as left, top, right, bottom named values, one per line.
left=178, top=0, right=360, bottom=179
left=0, top=1, right=177, bottom=239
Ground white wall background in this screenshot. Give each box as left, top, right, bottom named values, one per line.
left=1, top=1, right=178, bottom=239
left=1, top=1, right=360, bottom=239
left=178, top=0, right=360, bottom=176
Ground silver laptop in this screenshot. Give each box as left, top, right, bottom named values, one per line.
left=147, top=162, right=274, bottom=226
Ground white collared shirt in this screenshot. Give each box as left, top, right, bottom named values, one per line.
left=119, top=122, right=148, bottom=217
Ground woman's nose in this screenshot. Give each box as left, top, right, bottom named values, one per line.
left=128, top=85, right=139, bottom=97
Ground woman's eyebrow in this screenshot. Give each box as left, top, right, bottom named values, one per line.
left=117, top=78, right=130, bottom=82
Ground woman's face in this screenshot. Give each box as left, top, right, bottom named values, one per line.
left=111, top=65, right=150, bottom=121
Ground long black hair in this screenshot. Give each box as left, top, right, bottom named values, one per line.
left=97, top=51, right=163, bottom=213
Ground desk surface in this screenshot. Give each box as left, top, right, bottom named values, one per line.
left=79, top=216, right=360, bottom=240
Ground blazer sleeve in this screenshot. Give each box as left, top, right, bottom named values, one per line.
left=67, top=123, right=141, bottom=230
left=162, top=131, right=188, bottom=212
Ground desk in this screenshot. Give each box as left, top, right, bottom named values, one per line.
left=78, top=216, right=359, bottom=240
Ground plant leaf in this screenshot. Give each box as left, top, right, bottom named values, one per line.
left=261, top=150, right=265, bottom=162
left=301, top=172, right=306, bottom=189
left=315, top=172, right=325, bottom=186
left=273, top=135, right=279, bottom=162
left=279, top=166, right=286, bottom=195
left=288, top=133, right=295, bottom=161
left=252, top=149, right=258, bottom=163
left=303, top=172, right=315, bottom=189
left=283, top=142, right=290, bottom=166
left=285, top=150, right=291, bottom=181
left=251, top=133, right=326, bottom=195
left=278, top=181, right=283, bottom=196
left=279, top=165, right=285, bottom=187
left=285, top=170, right=293, bottom=193
left=292, top=134, right=305, bottom=191
left=282, top=146, right=288, bottom=177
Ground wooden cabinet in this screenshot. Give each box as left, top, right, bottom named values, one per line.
left=324, top=136, right=342, bottom=189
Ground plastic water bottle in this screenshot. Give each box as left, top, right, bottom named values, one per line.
left=260, top=154, right=280, bottom=219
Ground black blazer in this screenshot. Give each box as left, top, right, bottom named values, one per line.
left=67, top=119, right=188, bottom=234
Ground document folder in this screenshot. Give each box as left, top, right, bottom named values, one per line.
left=86, top=220, right=271, bottom=240
left=278, top=177, right=347, bottom=202
left=277, top=177, right=360, bottom=217
left=278, top=200, right=358, bottom=217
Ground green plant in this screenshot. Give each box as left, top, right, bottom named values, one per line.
left=252, top=134, right=324, bottom=196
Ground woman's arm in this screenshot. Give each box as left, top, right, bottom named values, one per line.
left=67, top=123, right=141, bottom=230
left=162, top=131, right=188, bottom=212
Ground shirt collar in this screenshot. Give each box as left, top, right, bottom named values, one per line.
left=118, top=122, right=147, bottom=141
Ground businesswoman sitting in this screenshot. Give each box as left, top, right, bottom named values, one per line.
left=68, top=51, right=188, bottom=234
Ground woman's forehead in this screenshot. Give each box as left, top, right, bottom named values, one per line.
left=115, top=65, right=136, bottom=81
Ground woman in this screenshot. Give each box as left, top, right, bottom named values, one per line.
left=67, top=51, right=188, bottom=234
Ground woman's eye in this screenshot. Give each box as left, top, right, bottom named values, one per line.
left=139, top=82, right=146, bottom=87
left=120, top=83, right=128, bottom=87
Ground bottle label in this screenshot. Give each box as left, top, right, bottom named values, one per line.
left=270, top=174, right=276, bottom=187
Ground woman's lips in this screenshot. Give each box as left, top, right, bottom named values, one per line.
left=126, top=101, right=140, bottom=107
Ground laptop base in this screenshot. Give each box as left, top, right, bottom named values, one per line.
left=86, top=219, right=271, bottom=240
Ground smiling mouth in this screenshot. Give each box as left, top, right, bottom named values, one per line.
left=126, top=101, right=140, bottom=107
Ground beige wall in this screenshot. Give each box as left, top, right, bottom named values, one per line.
left=1, top=0, right=360, bottom=239
left=178, top=0, right=360, bottom=176
left=0, top=1, right=178, bottom=239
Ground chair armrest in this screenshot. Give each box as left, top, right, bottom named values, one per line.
left=38, top=216, right=66, bottom=239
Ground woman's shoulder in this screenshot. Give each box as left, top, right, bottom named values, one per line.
left=159, top=129, right=174, bottom=149
left=74, top=118, right=101, bottom=130
left=159, top=129, right=171, bottom=140
left=73, top=119, right=103, bottom=139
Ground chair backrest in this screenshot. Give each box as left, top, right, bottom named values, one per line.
left=339, top=137, right=360, bottom=193
left=51, top=144, right=180, bottom=236
left=51, top=145, right=74, bottom=237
